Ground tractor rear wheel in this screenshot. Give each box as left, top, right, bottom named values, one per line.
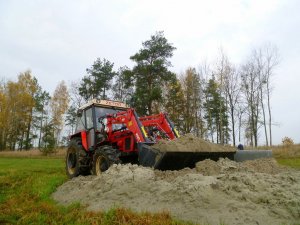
left=66, top=138, right=91, bottom=178
left=92, top=145, right=120, bottom=176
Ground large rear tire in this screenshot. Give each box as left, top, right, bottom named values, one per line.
left=66, top=138, right=90, bottom=179
left=92, top=145, right=120, bottom=176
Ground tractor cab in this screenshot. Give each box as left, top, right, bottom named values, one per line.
left=72, top=99, right=129, bottom=151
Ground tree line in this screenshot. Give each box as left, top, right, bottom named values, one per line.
left=0, top=73, right=69, bottom=151
left=0, top=31, right=279, bottom=151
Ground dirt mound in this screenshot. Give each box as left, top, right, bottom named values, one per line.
left=53, top=159, right=300, bottom=225
left=153, top=133, right=235, bottom=152
left=196, top=158, right=285, bottom=175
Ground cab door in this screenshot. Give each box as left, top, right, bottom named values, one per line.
left=85, top=107, right=96, bottom=150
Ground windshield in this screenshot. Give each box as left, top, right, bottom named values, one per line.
left=95, top=107, right=125, bottom=131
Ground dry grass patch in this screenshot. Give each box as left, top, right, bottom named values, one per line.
left=0, top=148, right=66, bottom=158
left=272, top=144, right=300, bottom=159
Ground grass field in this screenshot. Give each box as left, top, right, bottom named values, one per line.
left=0, top=157, right=185, bottom=225
left=273, top=144, right=300, bottom=168
left=276, top=158, right=300, bottom=168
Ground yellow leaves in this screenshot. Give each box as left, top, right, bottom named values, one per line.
left=282, top=137, right=294, bottom=147
left=18, top=72, right=37, bottom=108
left=0, top=71, right=39, bottom=149
left=51, top=81, right=69, bottom=128
left=0, top=85, right=7, bottom=129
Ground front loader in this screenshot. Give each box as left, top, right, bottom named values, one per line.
left=66, top=99, right=272, bottom=178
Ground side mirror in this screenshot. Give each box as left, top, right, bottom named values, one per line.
left=77, top=109, right=83, bottom=117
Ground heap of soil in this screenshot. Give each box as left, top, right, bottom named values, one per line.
left=53, top=159, right=300, bottom=225
left=195, top=158, right=285, bottom=175
left=153, top=133, right=235, bottom=152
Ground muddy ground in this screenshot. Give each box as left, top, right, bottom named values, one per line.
left=53, top=158, right=300, bottom=225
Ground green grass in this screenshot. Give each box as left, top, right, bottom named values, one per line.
left=0, top=157, right=187, bottom=225
left=276, top=158, right=300, bottom=169
left=272, top=144, right=300, bottom=169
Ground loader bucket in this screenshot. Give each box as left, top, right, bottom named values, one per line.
left=138, top=143, right=236, bottom=170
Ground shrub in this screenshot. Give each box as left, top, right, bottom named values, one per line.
left=282, top=137, right=294, bottom=147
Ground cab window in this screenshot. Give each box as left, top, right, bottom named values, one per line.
left=75, top=113, right=85, bottom=132
left=85, top=108, right=94, bottom=129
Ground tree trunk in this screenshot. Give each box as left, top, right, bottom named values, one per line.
left=253, top=97, right=260, bottom=147
left=238, top=112, right=242, bottom=143
left=216, top=123, right=219, bottom=144
left=25, top=109, right=33, bottom=150
left=250, top=106, right=256, bottom=147
left=210, top=118, right=214, bottom=143
left=267, top=83, right=272, bottom=146
left=219, top=107, right=223, bottom=144
left=148, top=100, right=152, bottom=115
left=103, top=87, right=106, bottom=99
left=230, top=105, right=236, bottom=146
left=19, top=131, right=24, bottom=150
left=195, top=111, right=199, bottom=137
left=38, top=108, right=44, bottom=149
left=0, top=131, right=5, bottom=150
left=260, top=88, right=269, bottom=146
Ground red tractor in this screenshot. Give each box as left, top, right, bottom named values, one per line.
left=66, top=99, right=181, bottom=178
left=66, top=99, right=272, bottom=178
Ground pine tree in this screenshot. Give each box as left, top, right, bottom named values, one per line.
left=130, top=31, right=176, bottom=115
left=204, top=77, right=228, bottom=143
left=79, top=58, right=117, bottom=100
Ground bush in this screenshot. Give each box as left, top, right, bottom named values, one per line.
left=282, top=137, right=294, bottom=147
left=40, top=123, right=56, bottom=155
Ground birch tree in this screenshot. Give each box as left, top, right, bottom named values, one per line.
left=240, top=60, right=261, bottom=147
left=51, top=81, right=69, bottom=145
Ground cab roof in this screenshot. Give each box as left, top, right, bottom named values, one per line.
left=79, top=99, right=129, bottom=110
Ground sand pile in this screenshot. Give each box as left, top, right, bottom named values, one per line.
left=53, top=159, right=300, bottom=225
left=153, top=133, right=235, bottom=152
left=195, top=158, right=285, bottom=175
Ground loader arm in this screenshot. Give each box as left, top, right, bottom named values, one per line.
left=139, top=113, right=180, bottom=140
left=106, top=108, right=150, bottom=143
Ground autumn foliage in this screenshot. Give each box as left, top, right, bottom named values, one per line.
left=0, top=71, right=69, bottom=151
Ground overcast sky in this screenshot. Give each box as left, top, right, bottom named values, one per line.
left=0, top=0, right=299, bottom=145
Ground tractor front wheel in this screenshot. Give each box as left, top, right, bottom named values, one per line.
left=92, top=146, right=120, bottom=176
